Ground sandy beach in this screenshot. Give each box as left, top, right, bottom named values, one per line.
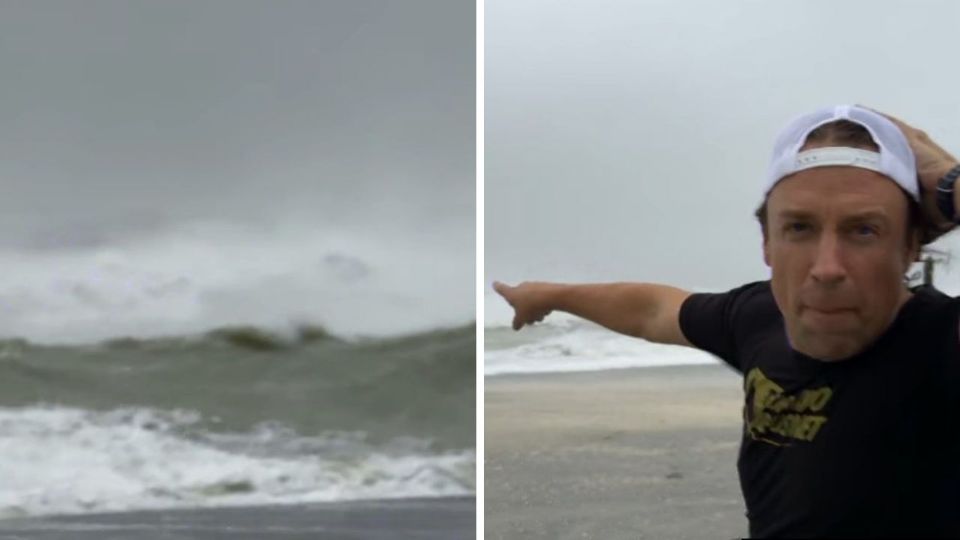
left=485, top=364, right=747, bottom=540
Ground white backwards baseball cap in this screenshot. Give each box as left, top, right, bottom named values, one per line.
left=763, top=104, right=918, bottom=202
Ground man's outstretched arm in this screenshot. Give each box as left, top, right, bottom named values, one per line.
left=492, top=281, right=693, bottom=346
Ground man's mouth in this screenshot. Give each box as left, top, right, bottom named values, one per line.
left=804, top=306, right=854, bottom=315
left=804, top=305, right=855, bottom=316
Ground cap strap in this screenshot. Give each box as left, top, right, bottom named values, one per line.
left=793, top=147, right=882, bottom=174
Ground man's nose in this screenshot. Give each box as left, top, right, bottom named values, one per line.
left=810, top=234, right=847, bottom=285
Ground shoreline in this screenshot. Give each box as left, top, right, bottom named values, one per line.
left=0, top=496, right=476, bottom=540
left=485, top=361, right=733, bottom=380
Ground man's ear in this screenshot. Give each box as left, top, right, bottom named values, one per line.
left=762, top=232, right=771, bottom=267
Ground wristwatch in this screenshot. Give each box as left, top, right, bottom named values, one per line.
left=935, top=164, right=960, bottom=223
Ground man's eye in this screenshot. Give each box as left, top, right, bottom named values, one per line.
left=854, top=225, right=879, bottom=237
left=785, top=222, right=810, bottom=233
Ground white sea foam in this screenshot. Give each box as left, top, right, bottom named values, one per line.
left=0, top=406, right=474, bottom=519
left=484, top=319, right=717, bottom=376
left=0, top=220, right=473, bottom=344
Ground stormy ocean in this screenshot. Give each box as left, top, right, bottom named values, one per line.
left=0, top=324, right=474, bottom=538
left=483, top=288, right=716, bottom=377
left=0, top=225, right=476, bottom=537
left=484, top=317, right=715, bottom=377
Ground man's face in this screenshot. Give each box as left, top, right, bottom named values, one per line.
left=763, top=162, right=918, bottom=361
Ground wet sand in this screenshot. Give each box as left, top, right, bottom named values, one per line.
left=485, top=364, right=747, bottom=540
left=0, top=496, right=475, bottom=540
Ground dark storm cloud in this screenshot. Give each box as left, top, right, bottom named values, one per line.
left=0, top=0, right=474, bottom=250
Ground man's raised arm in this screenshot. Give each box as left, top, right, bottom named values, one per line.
left=492, top=281, right=693, bottom=346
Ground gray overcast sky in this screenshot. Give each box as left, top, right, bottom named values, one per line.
left=0, top=0, right=474, bottom=341
left=486, top=0, right=960, bottom=324
left=0, top=0, right=473, bottom=248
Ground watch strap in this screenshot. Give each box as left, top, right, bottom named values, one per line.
left=935, top=164, right=960, bottom=223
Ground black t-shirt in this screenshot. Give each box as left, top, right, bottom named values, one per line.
left=679, top=281, right=960, bottom=538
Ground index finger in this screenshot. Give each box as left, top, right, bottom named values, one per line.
left=492, top=281, right=514, bottom=303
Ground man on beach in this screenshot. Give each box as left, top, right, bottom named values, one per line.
left=494, top=104, right=960, bottom=537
